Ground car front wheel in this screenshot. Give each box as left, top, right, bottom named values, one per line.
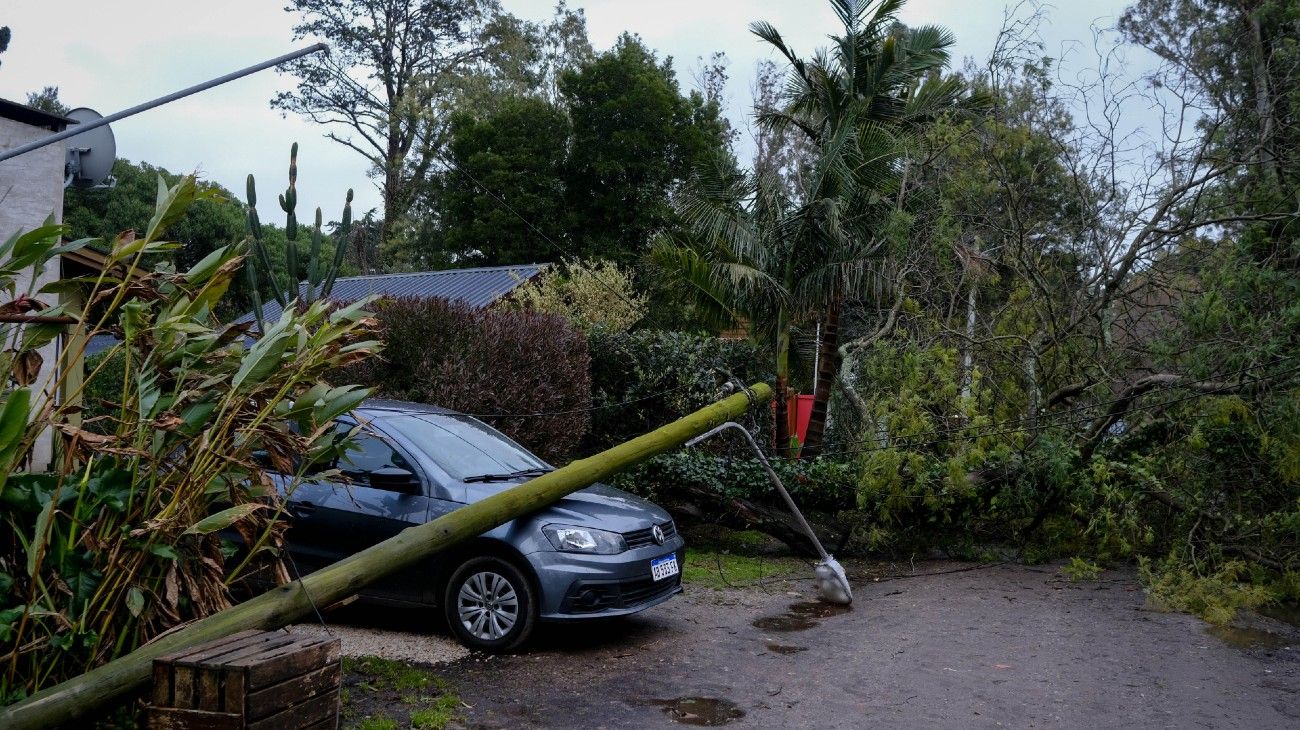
left=444, top=556, right=537, bottom=652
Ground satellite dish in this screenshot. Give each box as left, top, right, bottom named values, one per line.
left=63, top=107, right=116, bottom=188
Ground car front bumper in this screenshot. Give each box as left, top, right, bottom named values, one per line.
left=527, top=538, right=686, bottom=620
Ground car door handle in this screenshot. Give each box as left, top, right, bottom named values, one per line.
left=290, top=501, right=317, bottom=518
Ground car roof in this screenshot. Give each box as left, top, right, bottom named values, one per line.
left=354, top=399, right=465, bottom=417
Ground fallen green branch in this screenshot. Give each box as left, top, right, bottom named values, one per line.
left=2, top=383, right=772, bottom=729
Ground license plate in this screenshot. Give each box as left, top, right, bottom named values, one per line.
left=650, top=554, right=679, bottom=581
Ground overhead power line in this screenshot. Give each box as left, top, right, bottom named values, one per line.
left=799, top=359, right=1300, bottom=461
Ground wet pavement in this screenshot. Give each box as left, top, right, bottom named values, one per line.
left=439, top=562, right=1300, bottom=728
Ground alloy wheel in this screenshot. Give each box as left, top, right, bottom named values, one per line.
left=457, top=570, right=520, bottom=640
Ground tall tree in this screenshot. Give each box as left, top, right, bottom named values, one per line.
left=437, top=96, right=571, bottom=266
left=560, top=34, right=733, bottom=262
left=274, top=0, right=500, bottom=246
left=0, top=25, right=10, bottom=70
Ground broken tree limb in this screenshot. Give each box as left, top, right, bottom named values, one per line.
left=1, top=383, right=773, bottom=730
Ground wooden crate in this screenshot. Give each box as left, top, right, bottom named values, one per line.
left=146, top=629, right=341, bottom=730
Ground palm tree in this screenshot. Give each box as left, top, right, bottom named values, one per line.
left=653, top=161, right=797, bottom=452
left=750, top=0, right=969, bottom=456
left=656, top=121, right=895, bottom=455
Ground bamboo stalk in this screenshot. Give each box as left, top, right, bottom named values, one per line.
left=1, top=383, right=772, bottom=729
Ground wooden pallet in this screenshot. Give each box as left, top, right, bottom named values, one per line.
left=146, top=629, right=341, bottom=730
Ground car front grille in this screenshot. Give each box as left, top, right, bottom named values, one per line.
left=562, top=568, right=682, bottom=614
left=622, top=520, right=678, bottom=550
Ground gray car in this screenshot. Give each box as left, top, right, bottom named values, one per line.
left=272, top=399, right=685, bottom=651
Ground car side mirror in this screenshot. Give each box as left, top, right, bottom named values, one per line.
left=368, top=467, right=421, bottom=495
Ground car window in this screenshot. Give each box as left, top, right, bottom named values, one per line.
left=384, top=414, right=548, bottom=480
left=310, top=423, right=415, bottom=490
left=340, top=431, right=413, bottom=476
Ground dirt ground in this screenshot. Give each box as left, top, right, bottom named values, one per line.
left=403, top=561, right=1300, bottom=729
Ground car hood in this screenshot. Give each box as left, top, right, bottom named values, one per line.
left=456, top=481, right=670, bottom=531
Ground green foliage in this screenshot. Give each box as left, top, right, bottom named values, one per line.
left=60, top=158, right=345, bottom=319
left=612, top=450, right=855, bottom=513
left=681, top=549, right=806, bottom=590
left=340, top=655, right=460, bottom=729
left=410, top=695, right=463, bottom=730
left=561, top=34, right=734, bottom=262
left=508, top=259, right=647, bottom=334
left=584, top=328, right=770, bottom=454
left=338, top=296, right=590, bottom=462
left=0, top=177, right=380, bottom=701
left=1140, top=557, right=1274, bottom=625
left=435, top=96, right=570, bottom=267
left=80, top=349, right=125, bottom=433
left=1061, top=557, right=1103, bottom=582
left=25, top=86, right=69, bottom=115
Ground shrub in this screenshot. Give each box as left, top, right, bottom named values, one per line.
left=508, top=259, right=647, bottom=334
left=340, top=297, right=591, bottom=462
left=584, top=328, right=771, bottom=454
left=610, top=450, right=856, bottom=513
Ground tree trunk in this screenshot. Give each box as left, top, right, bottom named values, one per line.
left=1023, top=334, right=1042, bottom=429
left=801, top=301, right=841, bottom=457
left=381, top=166, right=400, bottom=253
left=0, top=385, right=773, bottom=730
left=773, top=309, right=793, bottom=457
left=1246, top=8, right=1278, bottom=185
left=960, top=276, right=977, bottom=401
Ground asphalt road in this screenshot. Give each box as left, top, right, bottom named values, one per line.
left=429, top=562, right=1300, bottom=729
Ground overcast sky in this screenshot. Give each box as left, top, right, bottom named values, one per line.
left=1, top=0, right=1141, bottom=219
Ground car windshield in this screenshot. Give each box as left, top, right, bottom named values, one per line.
left=385, top=413, right=549, bottom=480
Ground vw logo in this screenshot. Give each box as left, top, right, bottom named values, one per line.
left=651, top=525, right=666, bottom=545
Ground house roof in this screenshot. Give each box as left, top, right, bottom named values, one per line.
left=0, top=98, right=74, bottom=131
left=234, top=264, right=547, bottom=325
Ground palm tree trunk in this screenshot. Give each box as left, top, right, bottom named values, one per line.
left=773, top=309, right=793, bottom=457
left=801, top=301, right=841, bottom=457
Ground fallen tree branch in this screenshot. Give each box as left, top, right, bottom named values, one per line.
left=1079, top=374, right=1239, bottom=460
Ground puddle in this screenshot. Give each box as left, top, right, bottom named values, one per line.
left=1205, top=625, right=1291, bottom=650
left=752, top=600, right=852, bottom=632
left=765, top=643, right=808, bottom=654
left=752, top=614, right=818, bottom=632
left=788, top=600, right=852, bottom=618
left=1259, top=603, right=1300, bottom=627
left=643, top=697, right=745, bottom=726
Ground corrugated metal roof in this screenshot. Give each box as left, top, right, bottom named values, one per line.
left=235, top=264, right=546, bottom=325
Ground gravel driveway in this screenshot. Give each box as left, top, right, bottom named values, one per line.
left=307, top=561, right=1300, bottom=728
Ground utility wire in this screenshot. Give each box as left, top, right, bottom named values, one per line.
left=440, top=152, right=1295, bottom=451
left=801, top=360, right=1300, bottom=461
left=439, top=153, right=755, bottom=397
left=822, top=355, right=1299, bottom=453
left=464, top=381, right=698, bottom=418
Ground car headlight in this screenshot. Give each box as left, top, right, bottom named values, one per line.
left=542, top=524, right=626, bottom=554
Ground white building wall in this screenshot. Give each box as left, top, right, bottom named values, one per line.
left=0, top=116, right=66, bottom=472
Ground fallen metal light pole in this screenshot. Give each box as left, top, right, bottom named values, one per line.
left=1, top=383, right=772, bottom=730
left=686, top=422, right=852, bottom=605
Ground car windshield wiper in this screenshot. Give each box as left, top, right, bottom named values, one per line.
left=462, top=467, right=554, bottom=483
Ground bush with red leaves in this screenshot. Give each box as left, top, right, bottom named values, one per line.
left=339, top=296, right=591, bottom=462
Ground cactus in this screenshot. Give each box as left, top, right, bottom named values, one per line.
left=244, top=143, right=355, bottom=331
